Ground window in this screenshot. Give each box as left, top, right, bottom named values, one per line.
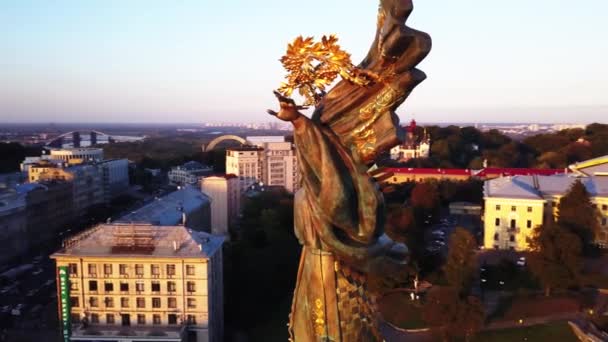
left=527, top=220, right=532, bottom=228
left=510, top=235, right=515, bottom=242
left=104, top=282, right=113, bottom=292
left=137, top=297, right=145, bottom=308
left=71, top=313, right=81, bottom=323
left=70, top=281, right=79, bottom=291
left=120, top=282, right=129, bottom=292
left=103, top=264, right=112, bottom=275
left=91, top=313, right=99, bottom=324
left=186, top=265, right=195, bottom=276
left=168, top=314, right=178, bottom=325
left=151, top=264, right=160, bottom=275
left=167, top=264, right=176, bottom=276
left=494, top=233, right=499, bottom=241
left=187, top=281, right=196, bottom=292
left=511, top=206, right=516, bottom=212
left=89, top=297, right=99, bottom=307
left=151, top=282, right=160, bottom=292
left=495, top=218, right=500, bottom=226
left=167, top=281, right=176, bottom=292
left=135, top=264, right=144, bottom=276
left=119, top=264, right=128, bottom=275
left=88, top=264, right=97, bottom=276
left=153, top=314, right=161, bottom=325
left=106, top=314, right=115, bottom=324
left=168, top=297, right=177, bottom=308
left=105, top=297, right=114, bottom=308
left=68, top=263, right=78, bottom=276
left=152, top=297, right=161, bottom=308
left=187, top=315, right=196, bottom=324
left=495, top=205, right=501, bottom=211
left=187, top=298, right=196, bottom=309
left=121, top=297, right=129, bottom=308
left=603, top=218, right=607, bottom=226
left=552, top=202, right=557, bottom=208
left=136, top=281, right=144, bottom=292
left=137, top=314, right=146, bottom=325
left=527, top=206, right=533, bottom=213
left=70, top=297, right=79, bottom=307
left=510, top=219, right=516, bottom=229
left=121, top=314, right=130, bottom=326
left=603, top=205, right=608, bottom=211
left=89, top=280, right=98, bottom=292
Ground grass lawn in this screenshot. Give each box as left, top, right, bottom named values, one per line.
left=473, top=322, right=578, bottom=342
left=489, top=294, right=580, bottom=322
left=377, top=291, right=427, bottom=330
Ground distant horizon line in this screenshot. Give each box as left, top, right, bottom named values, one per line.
left=0, top=121, right=604, bottom=126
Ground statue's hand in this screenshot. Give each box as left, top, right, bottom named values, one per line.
left=267, top=90, right=307, bottom=122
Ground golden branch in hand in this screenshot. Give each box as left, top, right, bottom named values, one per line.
left=278, top=35, right=382, bottom=106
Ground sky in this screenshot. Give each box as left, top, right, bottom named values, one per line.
left=1, top=0, right=607, bottom=124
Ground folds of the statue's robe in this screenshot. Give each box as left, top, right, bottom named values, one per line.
left=288, top=116, right=385, bottom=342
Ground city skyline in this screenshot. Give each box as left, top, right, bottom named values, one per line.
left=2, top=0, right=608, bottom=124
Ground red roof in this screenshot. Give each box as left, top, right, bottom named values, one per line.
left=475, top=168, right=566, bottom=178
left=387, top=168, right=472, bottom=176
left=386, top=167, right=567, bottom=178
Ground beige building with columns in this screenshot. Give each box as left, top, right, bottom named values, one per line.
left=51, top=223, right=225, bottom=342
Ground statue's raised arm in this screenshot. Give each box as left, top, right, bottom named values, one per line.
left=268, top=1, right=431, bottom=341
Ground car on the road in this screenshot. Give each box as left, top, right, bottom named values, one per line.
left=516, top=256, right=526, bottom=267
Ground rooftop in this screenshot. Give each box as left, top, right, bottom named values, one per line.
left=485, top=174, right=608, bottom=199
left=117, top=186, right=209, bottom=226
left=52, top=223, right=224, bottom=258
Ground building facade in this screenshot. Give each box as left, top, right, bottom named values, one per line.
left=225, top=137, right=299, bottom=193
left=200, top=175, right=239, bottom=238
left=49, top=148, right=104, bottom=163
left=0, top=186, right=28, bottom=264
left=51, top=224, right=225, bottom=342
left=99, top=159, right=130, bottom=202
left=390, top=120, right=430, bottom=162
left=168, top=162, right=213, bottom=186
left=483, top=174, right=608, bottom=251
left=226, top=147, right=263, bottom=192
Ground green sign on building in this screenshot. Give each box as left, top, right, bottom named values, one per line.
left=58, top=266, right=71, bottom=341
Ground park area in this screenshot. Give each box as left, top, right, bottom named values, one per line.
left=473, top=322, right=578, bottom=342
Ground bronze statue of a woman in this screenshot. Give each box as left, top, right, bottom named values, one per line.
left=268, top=1, right=431, bottom=340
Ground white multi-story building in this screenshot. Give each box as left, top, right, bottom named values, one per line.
left=200, top=175, right=240, bottom=238
left=51, top=223, right=225, bottom=342
left=168, top=161, right=213, bottom=186
left=226, top=137, right=299, bottom=193
left=49, top=148, right=104, bottom=163
left=226, top=146, right=263, bottom=192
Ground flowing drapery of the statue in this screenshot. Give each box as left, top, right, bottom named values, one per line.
left=271, top=1, right=432, bottom=341
left=289, top=116, right=386, bottom=341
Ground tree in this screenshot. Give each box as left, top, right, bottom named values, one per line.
left=411, top=181, right=440, bottom=210
left=557, top=179, right=600, bottom=249
left=422, top=286, right=485, bottom=342
left=527, top=222, right=582, bottom=296
left=443, top=228, right=477, bottom=294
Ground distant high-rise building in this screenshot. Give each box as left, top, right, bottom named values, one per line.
left=225, top=136, right=299, bottom=193
left=51, top=223, right=225, bottom=342
left=200, top=175, right=240, bottom=238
